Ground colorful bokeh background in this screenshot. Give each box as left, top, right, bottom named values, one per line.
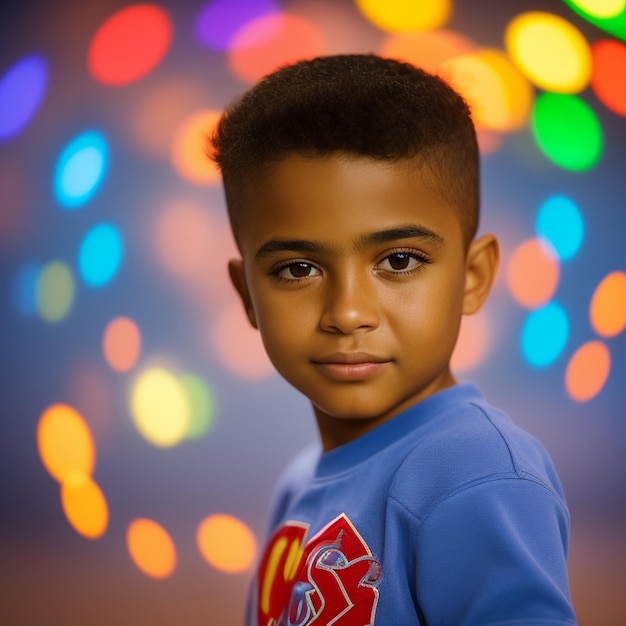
left=1, top=0, right=625, bottom=624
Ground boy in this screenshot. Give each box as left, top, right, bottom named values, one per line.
left=210, top=55, right=576, bottom=625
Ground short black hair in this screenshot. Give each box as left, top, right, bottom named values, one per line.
left=210, top=54, right=479, bottom=245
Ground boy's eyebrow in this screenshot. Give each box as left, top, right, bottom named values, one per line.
left=255, top=224, right=444, bottom=260
left=255, top=238, right=334, bottom=260
left=357, top=224, right=444, bottom=249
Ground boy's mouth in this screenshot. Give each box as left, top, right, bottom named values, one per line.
left=312, top=353, right=391, bottom=382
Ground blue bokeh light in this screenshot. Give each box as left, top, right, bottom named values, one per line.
left=195, top=0, right=279, bottom=50
left=54, top=130, right=108, bottom=209
left=536, top=195, right=584, bottom=261
left=12, top=262, right=40, bottom=316
left=521, top=302, right=569, bottom=368
left=0, top=54, right=49, bottom=141
left=78, top=222, right=123, bottom=287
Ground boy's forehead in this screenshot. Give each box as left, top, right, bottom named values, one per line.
left=246, top=153, right=446, bottom=217
left=261, top=152, right=423, bottom=191
left=234, top=153, right=465, bottom=250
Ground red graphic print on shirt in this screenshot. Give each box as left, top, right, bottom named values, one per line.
left=257, top=513, right=382, bottom=626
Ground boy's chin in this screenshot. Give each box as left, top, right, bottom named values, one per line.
left=311, top=397, right=401, bottom=425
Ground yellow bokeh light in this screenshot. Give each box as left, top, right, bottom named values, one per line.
left=569, top=0, right=625, bottom=18
left=60, top=472, right=109, bottom=539
left=505, top=11, right=592, bottom=93
left=36, top=260, right=75, bottom=323
left=127, top=518, right=177, bottom=579
left=441, top=48, right=532, bottom=132
left=37, top=404, right=95, bottom=483
left=130, top=367, right=190, bottom=447
left=197, top=513, right=257, bottom=573
left=355, top=0, right=451, bottom=32
left=171, top=109, right=221, bottom=185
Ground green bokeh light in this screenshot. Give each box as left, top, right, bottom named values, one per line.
left=562, top=0, right=626, bottom=41
left=180, top=374, right=216, bottom=439
left=36, top=261, right=75, bottom=323
left=531, top=93, right=603, bottom=171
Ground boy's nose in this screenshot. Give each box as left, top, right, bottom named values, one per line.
left=319, top=274, right=380, bottom=334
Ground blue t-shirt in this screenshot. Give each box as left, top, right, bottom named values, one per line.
left=250, top=384, right=577, bottom=625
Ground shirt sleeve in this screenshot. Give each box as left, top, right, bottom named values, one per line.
left=413, top=477, right=578, bottom=625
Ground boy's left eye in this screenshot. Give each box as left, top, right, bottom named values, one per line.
left=378, top=252, right=422, bottom=272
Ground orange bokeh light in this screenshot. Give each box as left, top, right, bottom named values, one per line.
left=228, top=13, right=324, bottom=84
left=380, top=29, right=475, bottom=74
left=132, top=78, right=207, bottom=156
left=451, top=312, right=489, bottom=371
left=211, top=303, right=275, bottom=380
left=37, top=404, right=95, bottom=483
left=88, top=4, right=172, bottom=86
left=442, top=48, right=533, bottom=132
left=507, top=238, right=560, bottom=309
left=591, top=39, right=626, bottom=117
left=61, top=472, right=109, bottom=539
left=475, top=127, right=504, bottom=154
left=171, top=109, right=222, bottom=185
left=103, top=316, right=141, bottom=372
left=152, top=199, right=214, bottom=280
left=590, top=270, right=626, bottom=337
left=197, top=513, right=257, bottom=574
left=565, top=340, right=611, bottom=402
left=127, top=518, right=177, bottom=579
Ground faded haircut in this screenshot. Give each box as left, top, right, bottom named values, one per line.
left=209, top=54, right=479, bottom=245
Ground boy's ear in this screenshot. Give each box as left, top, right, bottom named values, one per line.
left=228, top=259, right=258, bottom=329
left=462, top=233, right=499, bottom=315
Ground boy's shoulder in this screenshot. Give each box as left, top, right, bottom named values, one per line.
left=388, top=385, right=567, bottom=519
left=267, top=384, right=567, bottom=529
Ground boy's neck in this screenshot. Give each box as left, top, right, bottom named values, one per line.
left=313, top=371, right=458, bottom=452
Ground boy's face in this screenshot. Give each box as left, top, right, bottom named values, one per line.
left=229, top=153, right=497, bottom=450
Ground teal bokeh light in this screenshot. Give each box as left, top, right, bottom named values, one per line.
left=536, top=195, right=584, bottom=261
left=78, top=223, right=123, bottom=287
left=54, top=130, right=108, bottom=208
left=521, top=302, right=569, bottom=368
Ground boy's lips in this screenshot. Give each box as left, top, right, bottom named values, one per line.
left=312, top=353, right=391, bottom=382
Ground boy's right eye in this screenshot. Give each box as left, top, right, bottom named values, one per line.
left=275, top=262, right=321, bottom=281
